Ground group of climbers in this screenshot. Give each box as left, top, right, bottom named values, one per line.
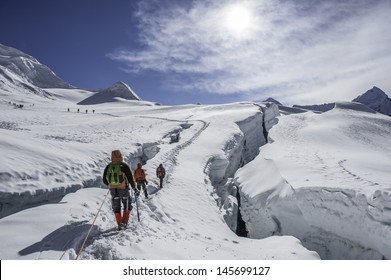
left=102, top=150, right=166, bottom=230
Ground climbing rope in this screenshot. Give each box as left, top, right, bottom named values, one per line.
left=75, top=189, right=110, bottom=260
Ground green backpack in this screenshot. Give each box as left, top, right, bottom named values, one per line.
left=106, top=163, right=126, bottom=187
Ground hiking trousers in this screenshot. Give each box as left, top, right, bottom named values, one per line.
left=158, top=177, right=164, bottom=188
left=110, top=188, right=132, bottom=213
left=136, top=180, right=148, bottom=198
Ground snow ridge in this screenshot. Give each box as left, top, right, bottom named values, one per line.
left=292, top=102, right=335, bottom=113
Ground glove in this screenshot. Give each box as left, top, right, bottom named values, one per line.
left=145, top=180, right=148, bottom=184
left=135, top=190, right=140, bottom=197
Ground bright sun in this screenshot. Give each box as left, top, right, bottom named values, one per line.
left=223, top=4, right=254, bottom=38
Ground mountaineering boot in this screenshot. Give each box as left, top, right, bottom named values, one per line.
left=120, top=222, right=128, bottom=230
left=122, top=210, right=130, bottom=224
left=115, top=210, right=130, bottom=230
left=115, top=212, right=122, bottom=230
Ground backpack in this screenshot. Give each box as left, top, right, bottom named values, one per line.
left=106, top=163, right=127, bottom=188
left=134, top=168, right=146, bottom=181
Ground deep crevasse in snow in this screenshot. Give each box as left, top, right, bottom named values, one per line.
left=210, top=102, right=280, bottom=234
left=234, top=104, right=391, bottom=259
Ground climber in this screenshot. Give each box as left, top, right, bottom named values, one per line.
left=134, top=163, right=148, bottom=199
left=103, top=150, right=138, bottom=230
left=156, top=163, right=166, bottom=188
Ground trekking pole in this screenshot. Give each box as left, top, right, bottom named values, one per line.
left=75, top=189, right=110, bottom=260
left=132, top=188, right=140, bottom=222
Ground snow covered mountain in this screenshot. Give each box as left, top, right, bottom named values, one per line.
left=262, top=97, right=282, bottom=105
left=0, top=44, right=146, bottom=106
left=0, top=43, right=73, bottom=90
left=289, top=86, right=391, bottom=116
left=78, top=81, right=141, bottom=105
left=352, top=86, right=391, bottom=116
left=0, top=64, right=52, bottom=98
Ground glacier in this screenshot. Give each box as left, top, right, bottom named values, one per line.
left=1, top=43, right=391, bottom=260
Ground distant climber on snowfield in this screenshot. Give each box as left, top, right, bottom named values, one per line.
left=156, top=163, right=166, bottom=188
left=134, top=163, right=148, bottom=199
left=103, top=150, right=137, bottom=230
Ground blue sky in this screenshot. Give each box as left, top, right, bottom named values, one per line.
left=1, top=0, right=390, bottom=105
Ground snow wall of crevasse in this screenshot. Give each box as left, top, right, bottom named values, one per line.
left=208, top=102, right=279, bottom=185
left=295, top=187, right=391, bottom=259
left=0, top=117, right=196, bottom=219
left=234, top=157, right=310, bottom=240
left=233, top=141, right=391, bottom=259
left=236, top=158, right=391, bottom=259
left=206, top=103, right=280, bottom=235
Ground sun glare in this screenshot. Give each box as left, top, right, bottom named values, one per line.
left=223, top=4, right=254, bottom=38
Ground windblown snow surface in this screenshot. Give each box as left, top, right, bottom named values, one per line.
left=0, top=85, right=390, bottom=260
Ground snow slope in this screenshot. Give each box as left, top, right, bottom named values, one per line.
left=0, top=87, right=318, bottom=260
left=0, top=43, right=73, bottom=89
left=234, top=102, right=391, bottom=259
left=0, top=64, right=52, bottom=98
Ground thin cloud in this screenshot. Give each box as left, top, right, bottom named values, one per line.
left=110, top=0, right=391, bottom=103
